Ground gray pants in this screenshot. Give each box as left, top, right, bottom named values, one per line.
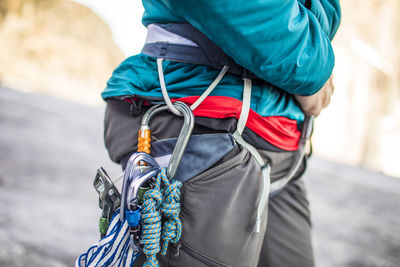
left=104, top=99, right=314, bottom=267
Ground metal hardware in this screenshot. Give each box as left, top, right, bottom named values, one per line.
left=120, top=152, right=160, bottom=221
left=93, top=167, right=121, bottom=237
left=139, top=101, right=195, bottom=179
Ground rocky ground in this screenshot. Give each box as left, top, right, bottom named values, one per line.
left=1, top=87, right=399, bottom=267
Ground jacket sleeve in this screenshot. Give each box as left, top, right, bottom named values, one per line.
left=161, top=0, right=340, bottom=95
left=307, top=0, right=341, bottom=40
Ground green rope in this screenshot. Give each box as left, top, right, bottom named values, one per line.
left=141, top=167, right=183, bottom=267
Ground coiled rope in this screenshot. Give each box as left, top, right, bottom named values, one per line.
left=159, top=168, right=183, bottom=255
left=141, top=167, right=183, bottom=267
left=141, top=189, right=163, bottom=267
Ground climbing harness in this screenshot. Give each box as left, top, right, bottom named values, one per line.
left=77, top=22, right=314, bottom=266
left=144, top=23, right=313, bottom=194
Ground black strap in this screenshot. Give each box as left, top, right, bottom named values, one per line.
left=141, top=23, right=263, bottom=81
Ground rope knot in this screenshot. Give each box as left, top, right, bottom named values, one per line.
left=140, top=167, right=183, bottom=264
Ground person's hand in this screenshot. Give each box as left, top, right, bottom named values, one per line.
left=295, top=75, right=334, bottom=116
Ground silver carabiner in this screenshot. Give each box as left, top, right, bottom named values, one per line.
left=120, top=101, right=194, bottom=218
left=167, top=101, right=194, bottom=179
left=118, top=101, right=194, bottom=252
left=120, top=152, right=160, bottom=221
left=139, top=101, right=194, bottom=180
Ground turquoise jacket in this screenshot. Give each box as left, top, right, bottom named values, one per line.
left=103, top=0, right=341, bottom=122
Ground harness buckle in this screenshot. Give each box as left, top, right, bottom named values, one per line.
left=129, top=98, right=143, bottom=116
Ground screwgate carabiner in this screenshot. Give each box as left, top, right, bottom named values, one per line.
left=138, top=101, right=195, bottom=179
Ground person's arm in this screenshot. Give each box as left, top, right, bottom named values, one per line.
left=159, top=0, right=337, bottom=96
left=295, top=1, right=340, bottom=115
left=302, top=0, right=341, bottom=40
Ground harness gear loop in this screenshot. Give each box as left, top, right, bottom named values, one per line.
left=157, top=58, right=181, bottom=116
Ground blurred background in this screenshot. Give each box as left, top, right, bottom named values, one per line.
left=0, top=0, right=399, bottom=266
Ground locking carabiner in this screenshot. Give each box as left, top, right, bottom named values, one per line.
left=119, top=101, right=195, bottom=252
left=120, top=152, right=160, bottom=221
left=120, top=152, right=161, bottom=251
left=138, top=101, right=194, bottom=179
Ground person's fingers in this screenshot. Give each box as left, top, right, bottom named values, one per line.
left=295, top=75, right=335, bottom=116
left=295, top=94, right=321, bottom=116
left=322, top=77, right=334, bottom=108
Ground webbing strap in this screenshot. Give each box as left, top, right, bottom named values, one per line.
left=232, top=131, right=265, bottom=166
left=231, top=78, right=270, bottom=233
left=190, top=66, right=230, bottom=110
left=257, top=165, right=271, bottom=232
left=158, top=58, right=270, bottom=233
left=157, top=58, right=180, bottom=116
left=232, top=77, right=265, bottom=166
left=146, top=24, right=198, bottom=47
left=157, top=58, right=229, bottom=115
left=236, top=78, right=252, bottom=135
left=142, top=23, right=265, bottom=81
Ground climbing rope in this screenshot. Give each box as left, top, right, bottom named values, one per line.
left=141, top=188, right=163, bottom=267
left=159, top=168, right=183, bottom=255
left=141, top=167, right=183, bottom=266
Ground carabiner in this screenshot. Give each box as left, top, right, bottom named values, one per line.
left=120, top=152, right=160, bottom=221
left=119, top=101, right=194, bottom=252
left=93, top=167, right=121, bottom=237
left=138, top=101, right=194, bottom=179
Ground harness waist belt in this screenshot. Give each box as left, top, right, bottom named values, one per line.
left=141, top=23, right=262, bottom=80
